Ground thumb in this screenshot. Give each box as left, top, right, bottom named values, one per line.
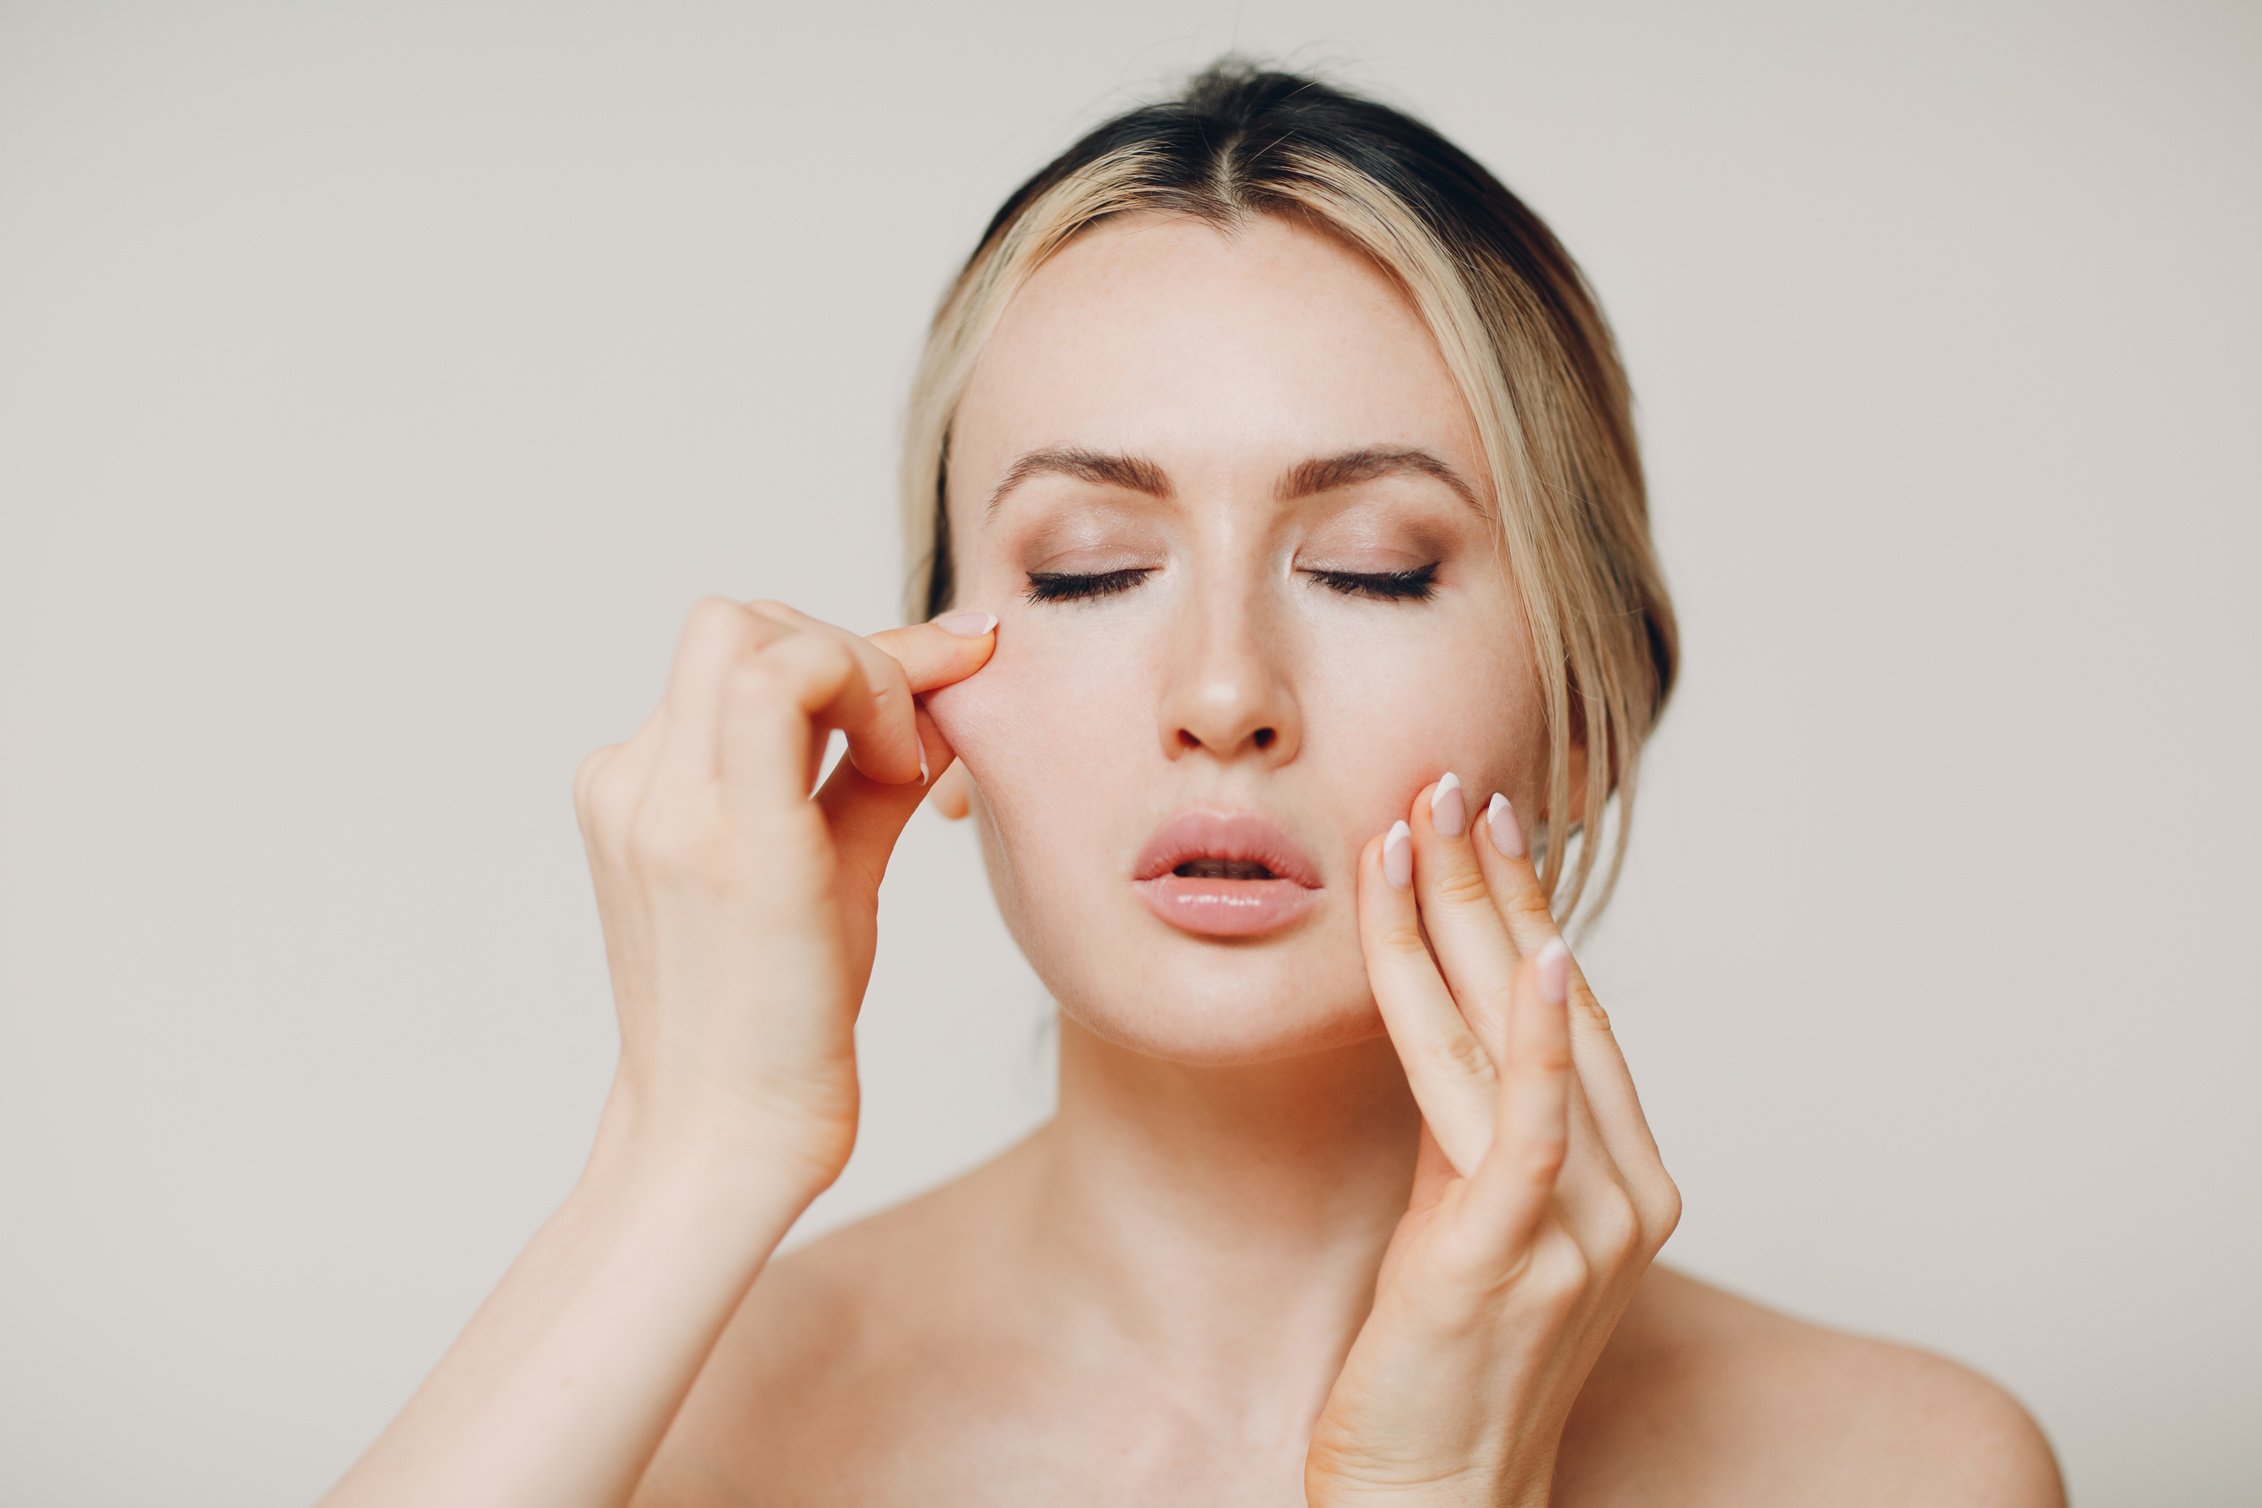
left=814, top=608, right=994, bottom=896
left=863, top=609, right=999, bottom=695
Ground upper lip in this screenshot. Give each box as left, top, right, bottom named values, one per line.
left=1132, top=808, right=1324, bottom=888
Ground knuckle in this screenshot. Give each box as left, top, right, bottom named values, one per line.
left=1649, top=1172, right=1685, bottom=1243
left=1523, top=1129, right=1568, bottom=1183
left=724, top=656, right=788, bottom=710
left=571, top=746, right=612, bottom=812
left=1431, top=862, right=1494, bottom=909
left=1379, top=920, right=1431, bottom=957
left=1429, top=1028, right=1495, bottom=1082
left=867, top=656, right=910, bottom=711
left=1592, top=1185, right=1644, bottom=1262
left=578, top=756, right=640, bottom=843
left=810, top=632, right=860, bottom=683
left=685, top=594, right=751, bottom=642
left=753, top=629, right=856, bottom=698
left=1531, top=1042, right=1576, bottom=1075
left=1501, top=873, right=1557, bottom=923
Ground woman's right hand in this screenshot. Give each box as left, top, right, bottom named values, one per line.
left=571, top=597, right=998, bottom=1202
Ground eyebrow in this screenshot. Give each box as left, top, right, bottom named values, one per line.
left=982, top=444, right=1491, bottom=523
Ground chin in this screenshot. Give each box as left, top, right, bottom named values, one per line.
left=1031, top=908, right=1387, bottom=1065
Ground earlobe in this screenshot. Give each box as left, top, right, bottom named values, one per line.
left=931, top=760, right=972, bottom=821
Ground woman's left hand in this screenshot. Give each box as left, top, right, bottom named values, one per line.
left=1304, top=774, right=1683, bottom=1508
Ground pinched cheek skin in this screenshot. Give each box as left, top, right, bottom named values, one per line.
left=920, top=635, right=1119, bottom=818
left=921, top=634, right=1127, bottom=941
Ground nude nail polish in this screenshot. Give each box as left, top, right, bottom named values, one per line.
left=1485, top=792, right=1526, bottom=858
left=1384, top=820, right=1413, bottom=889
left=1431, top=772, right=1466, bottom=838
left=931, top=609, right=997, bottom=637
left=1536, top=935, right=1570, bottom=1004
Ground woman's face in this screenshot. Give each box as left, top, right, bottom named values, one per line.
left=920, top=210, right=1550, bottom=1064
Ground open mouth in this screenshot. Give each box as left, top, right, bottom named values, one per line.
left=1131, top=809, right=1325, bottom=938
left=1173, top=858, right=1279, bottom=880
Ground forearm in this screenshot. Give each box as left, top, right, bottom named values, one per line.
left=316, top=1112, right=816, bottom=1508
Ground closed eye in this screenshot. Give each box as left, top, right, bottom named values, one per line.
left=1023, top=563, right=1440, bottom=605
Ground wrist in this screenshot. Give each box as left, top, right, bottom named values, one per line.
left=585, top=1077, right=838, bottom=1219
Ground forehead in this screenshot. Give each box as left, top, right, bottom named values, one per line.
left=950, top=211, right=1482, bottom=506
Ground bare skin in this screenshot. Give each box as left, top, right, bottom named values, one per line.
left=626, top=210, right=2066, bottom=1506
left=319, top=208, right=2065, bottom=1506
left=638, top=1143, right=2064, bottom=1507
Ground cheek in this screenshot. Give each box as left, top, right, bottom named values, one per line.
left=920, top=624, right=1131, bottom=837
left=1315, top=639, right=1538, bottom=839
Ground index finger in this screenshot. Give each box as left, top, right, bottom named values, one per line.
left=736, top=601, right=933, bottom=788
left=1473, top=791, right=1671, bottom=1190
left=754, top=602, right=998, bottom=773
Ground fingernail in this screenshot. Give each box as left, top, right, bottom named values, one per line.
left=1485, top=792, right=1525, bottom=858
left=1430, top=772, right=1465, bottom=838
left=1536, top=936, right=1570, bottom=1005
left=1384, top=820, right=1413, bottom=889
left=918, top=740, right=931, bottom=786
left=931, top=609, right=997, bottom=637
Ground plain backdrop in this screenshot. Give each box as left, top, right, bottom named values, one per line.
left=3, top=2, right=2256, bottom=1504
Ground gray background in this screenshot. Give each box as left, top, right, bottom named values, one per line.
left=3, top=3, right=2256, bottom=1503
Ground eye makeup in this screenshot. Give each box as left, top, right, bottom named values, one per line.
left=1023, top=562, right=1441, bottom=605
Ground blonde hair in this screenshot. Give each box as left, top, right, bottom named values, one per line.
left=896, top=55, right=1679, bottom=940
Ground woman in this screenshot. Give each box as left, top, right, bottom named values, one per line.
left=318, top=58, right=2066, bottom=1507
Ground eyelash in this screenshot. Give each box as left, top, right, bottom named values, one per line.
left=1022, top=563, right=1441, bottom=605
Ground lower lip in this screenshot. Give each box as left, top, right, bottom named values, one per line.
left=1132, top=873, right=1323, bottom=937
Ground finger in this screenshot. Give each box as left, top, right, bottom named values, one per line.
left=1408, top=780, right=1646, bottom=1263
left=816, top=698, right=958, bottom=897
left=1476, top=791, right=1672, bottom=1213
left=1404, top=770, right=1521, bottom=1066
left=738, top=600, right=939, bottom=786
left=654, top=598, right=795, bottom=793
left=1462, top=939, right=1574, bottom=1259
left=715, top=630, right=887, bottom=814
left=1356, top=822, right=1497, bottom=1179
left=1550, top=1065, right=1650, bottom=1279
left=574, top=695, right=669, bottom=864
left=863, top=608, right=1000, bottom=696
left=1404, top=1113, right=1458, bottom=1219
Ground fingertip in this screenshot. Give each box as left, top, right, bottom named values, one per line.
left=1536, top=936, right=1571, bottom=1006
left=929, top=608, right=997, bottom=639
left=1384, top=819, right=1414, bottom=890
left=1428, top=770, right=1466, bottom=839
left=1484, top=791, right=1527, bottom=859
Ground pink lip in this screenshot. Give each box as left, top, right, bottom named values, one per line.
left=1131, top=808, right=1325, bottom=938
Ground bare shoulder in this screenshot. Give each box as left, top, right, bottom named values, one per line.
left=630, top=1167, right=1029, bottom=1508
left=624, top=1225, right=864, bottom=1508
left=1561, top=1263, right=2069, bottom=1508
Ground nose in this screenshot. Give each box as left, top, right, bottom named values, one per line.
left=1155, top=579, right=1302, bottom=766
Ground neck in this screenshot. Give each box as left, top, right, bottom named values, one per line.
left=1017, top=1007, right=1424, bottom=1447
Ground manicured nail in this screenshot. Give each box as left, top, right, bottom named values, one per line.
left=1485, top=792, right=1525, bottom=858
left=1384, top=820, right=1413, bottom=889
left=1430, top=772, right=1466, bottom=838
left=931, top=609, right=997, bottom=637
left=917, top=740, right=930, bottom=785
left=1536, top=936, right=1570, bottom=1005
